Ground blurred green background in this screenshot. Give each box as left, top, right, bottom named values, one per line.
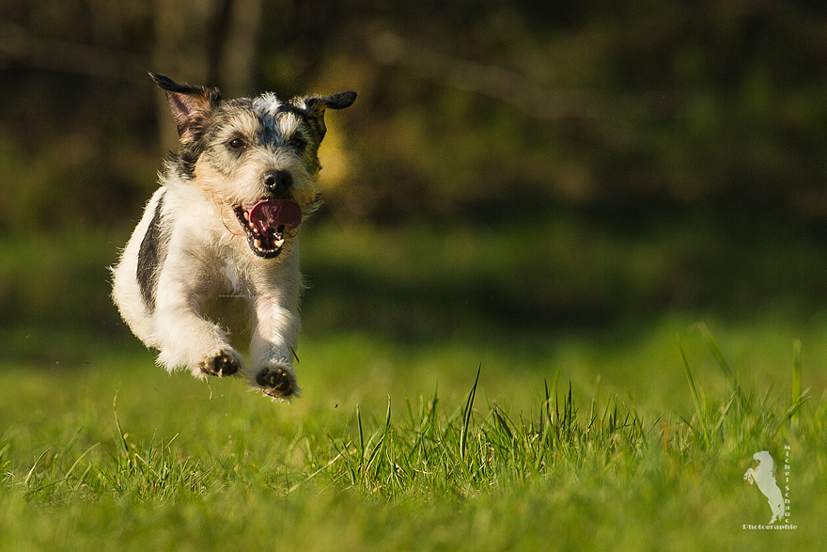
left=2, top=0, right=827, bottom=389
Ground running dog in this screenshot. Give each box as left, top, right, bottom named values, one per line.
left=111, top=73, right=356, bottom=400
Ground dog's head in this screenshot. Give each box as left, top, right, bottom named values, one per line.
left=151, top=73, right=356, bottom=259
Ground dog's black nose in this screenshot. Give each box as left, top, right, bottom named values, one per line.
left=263, top=170, right=293, bottom=197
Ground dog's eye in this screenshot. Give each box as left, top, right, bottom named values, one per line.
left=228, top=138, right=246, bottom=150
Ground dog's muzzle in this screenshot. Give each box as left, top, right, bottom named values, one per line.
left=233, top=199, right=302, bottom=258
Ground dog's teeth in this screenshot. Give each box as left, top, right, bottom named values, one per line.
left=243, top=211, right=250, bottom=220
left=254, top=239, right=262, bottom=249
left=274, top=238, right=285, bottom=248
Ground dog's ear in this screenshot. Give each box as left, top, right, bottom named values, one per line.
left=309, top=91, right=358, bottom=111
left=150, top=73, right=221, bottom=141
left=302, top=91, right=357, bottom=143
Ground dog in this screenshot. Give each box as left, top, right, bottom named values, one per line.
left=111, top=73, right=356, bottom=400
left=744, top=450, right=785, bottom=524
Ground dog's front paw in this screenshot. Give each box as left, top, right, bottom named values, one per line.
left=199, top=349, right=243, bottom=377
left=255, top=365, right=299, bottom=400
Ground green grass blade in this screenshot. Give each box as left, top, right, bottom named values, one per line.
left=112, top=392, right=129, bottom=456
left=698, top=323, right=748, bottom=413
left=356, top=405, right=365, bottom=463
left=460, top=364, right=481, bottom=462
left=792, top=339, right=802, bottom=427
left=697, top=323, right=733, bottom=381
left=384, top=395, right=393, bottom=433
left=680, top=342, right=708, bottom=445
left=23, top=449, right=50, bottom=487
left=492, top=404, right=514, bottom=443
left=63, top=442, right=100, bottom=482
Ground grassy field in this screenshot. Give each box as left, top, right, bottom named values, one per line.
left=1, top=316, right=825, bottom=551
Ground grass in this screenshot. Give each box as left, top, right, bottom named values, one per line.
left=1, top=213, right=824, bottom=549
left=1, top=321, right=825, bottom=551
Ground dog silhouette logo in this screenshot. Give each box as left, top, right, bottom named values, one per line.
left=744, top=450, right=785, bottom=524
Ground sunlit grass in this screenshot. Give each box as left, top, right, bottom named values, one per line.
left=1, top=217, right=825, bottom=549
left=1, top=324, right=824, bottom=550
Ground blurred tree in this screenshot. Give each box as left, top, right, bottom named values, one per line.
left=1, top=0, right=826, bottom=226
left=152, top=0, right=263, bottom=149
left=2, top=0, right=827, bottom=341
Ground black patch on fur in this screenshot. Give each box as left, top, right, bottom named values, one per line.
left=169, top=147, right=202, bottom=178
left=137, top=191, right=169, bottom=312
left=276, top=103, right=306, bottom=118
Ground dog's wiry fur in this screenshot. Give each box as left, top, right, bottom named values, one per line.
left=111, top=73, right=356, bottom=400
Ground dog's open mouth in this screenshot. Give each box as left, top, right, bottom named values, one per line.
left=233, top=199, right=302, bottom=258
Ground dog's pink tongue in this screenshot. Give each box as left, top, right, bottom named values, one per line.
left=248, top=199, right=302, bottom=230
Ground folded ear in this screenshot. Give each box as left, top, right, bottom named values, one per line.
left=303, top=91, right=357, bottom=142
left=309, top=91, right=358, bottom=112
left=150, top=73, right=222, bottom=141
